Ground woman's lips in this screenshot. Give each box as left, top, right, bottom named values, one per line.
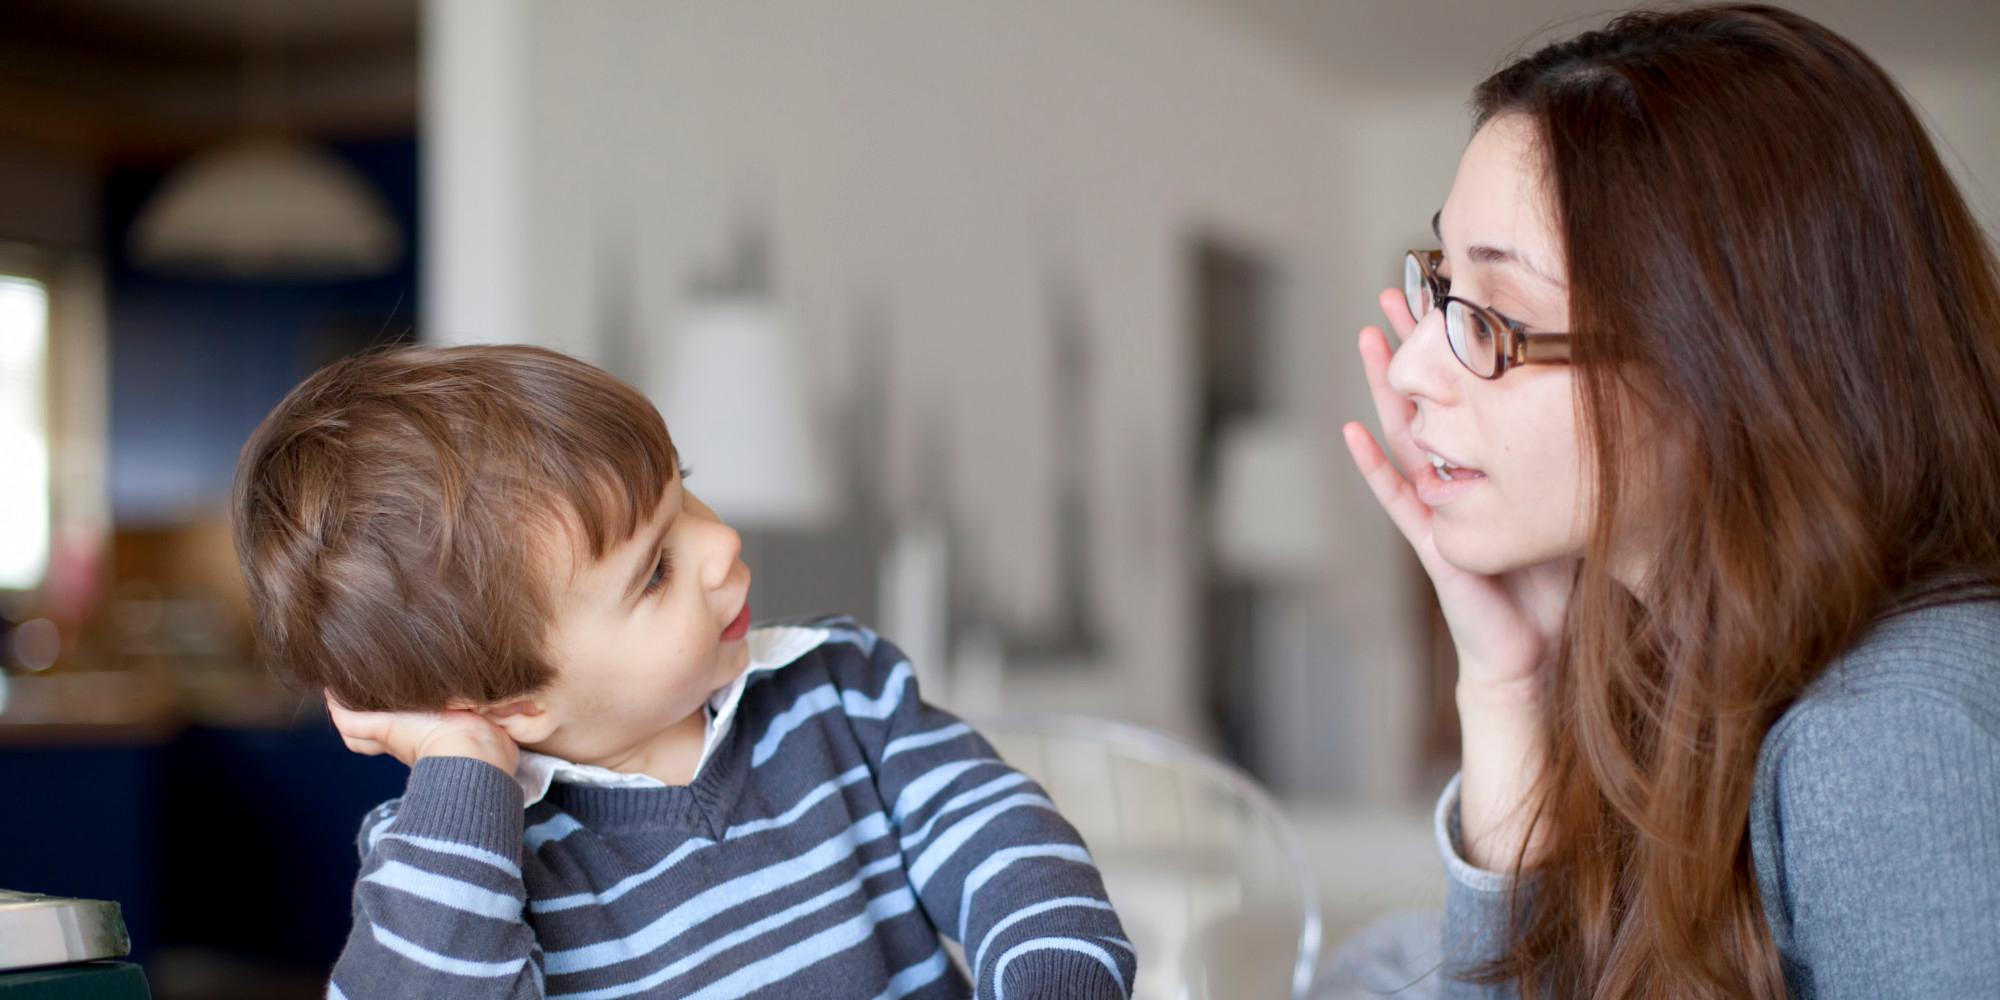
left=1414, top=458, right=1487, bottom=507
left=721, top=601, right=753, bottom=641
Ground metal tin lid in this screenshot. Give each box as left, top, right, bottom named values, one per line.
left=0, top=890, right=131, bottom=973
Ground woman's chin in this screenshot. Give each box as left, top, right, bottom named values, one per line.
left=1433, top=529, right=1538, bottom=577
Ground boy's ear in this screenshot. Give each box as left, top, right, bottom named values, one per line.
left=469, top=696, right=557, bottom=745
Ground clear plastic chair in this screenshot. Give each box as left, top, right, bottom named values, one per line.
left=967, top=713, right=1322, bottom=999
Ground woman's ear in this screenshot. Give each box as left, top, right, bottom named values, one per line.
left=472, top=696, right=557, bottom=745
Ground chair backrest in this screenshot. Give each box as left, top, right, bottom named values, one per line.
left=969, top=713, right=1322, bottom=999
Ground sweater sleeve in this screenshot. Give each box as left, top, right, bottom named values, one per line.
left=819, top=621, right=1136, bottom=1000
left=328, top=756, right=546, bottom=1000
left=1754, top=686, right=2000, bottom=998
left=1435, top=774, right=1528, bottom=1000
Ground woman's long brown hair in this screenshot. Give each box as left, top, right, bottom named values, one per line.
left=1466, top=6, right=2000, bottom=996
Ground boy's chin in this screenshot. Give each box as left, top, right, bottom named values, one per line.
left=717, top=640, right=753, bottom=677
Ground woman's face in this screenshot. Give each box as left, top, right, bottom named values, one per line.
left=1389, top=114, right=1592, bottom=576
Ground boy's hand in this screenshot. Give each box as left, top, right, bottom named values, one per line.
left=326, top=695, right=521, bottom=775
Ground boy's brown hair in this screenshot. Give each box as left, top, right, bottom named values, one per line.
left=232, top=344, right=679, bottom=711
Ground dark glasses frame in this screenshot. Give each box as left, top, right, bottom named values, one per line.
left=1404, top=250, right=1572, bottom=379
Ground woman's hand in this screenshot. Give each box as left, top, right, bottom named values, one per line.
left=326, top=694, right=521, bottom=776
left=1342, top=287, right=1571, bottom=870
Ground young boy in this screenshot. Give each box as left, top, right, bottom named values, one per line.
left=233, top=345, right=1134, bottom=999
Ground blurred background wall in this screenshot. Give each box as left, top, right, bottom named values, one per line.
left=0, top=1, right=1993, bottom=995
left=426, top=0, right=1380, bottom=801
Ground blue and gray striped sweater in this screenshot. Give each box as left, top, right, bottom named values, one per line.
left=328, top=617, right=1134, bottom=999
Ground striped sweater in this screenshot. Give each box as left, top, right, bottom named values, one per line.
left=327, top=617, right=1134, bottom=999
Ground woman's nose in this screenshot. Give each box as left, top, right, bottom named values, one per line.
left=1386, top=305, right=1459, bottom=405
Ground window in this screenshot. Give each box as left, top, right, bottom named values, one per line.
left=0, top=276, right=49, bottom=591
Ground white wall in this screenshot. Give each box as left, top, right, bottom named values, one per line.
left=1902, top=64, right=2000, bottom=237
left=424, top=0, right=533, bottom=349
left=424, top=0, right=1395, bottom=777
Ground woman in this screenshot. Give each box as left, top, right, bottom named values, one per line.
left=1343, top=5, right=2000, bottom=997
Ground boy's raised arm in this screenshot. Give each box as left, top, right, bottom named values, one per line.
left=324, top=700, right=547, bottom=1000
left=823, top=622, right=1137, bottom=1000
left=331, top=756, right=546, bottom=1000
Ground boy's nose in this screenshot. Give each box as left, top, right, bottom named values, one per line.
left=701, top=520, right=743, bottom=592
left=680, top=489, right=744, bottom=591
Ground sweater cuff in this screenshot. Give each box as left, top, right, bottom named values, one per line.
left=392, top=755, right=527, bottom=856
left=994, top=944, right=1130, bottom=1000
left=1435, top=773, right=1523, bottom=895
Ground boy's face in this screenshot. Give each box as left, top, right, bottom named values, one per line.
left=530, top=470, right=754, bottom=768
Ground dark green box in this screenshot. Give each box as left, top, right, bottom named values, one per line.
left=0, top=963, right=150, bottom=1000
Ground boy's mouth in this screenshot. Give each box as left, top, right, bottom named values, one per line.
left=721, top=601, right=753, bottom=641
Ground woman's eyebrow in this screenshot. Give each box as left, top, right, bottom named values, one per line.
left=1435, top=209, right=1564, bottom=289
left=1482, top=246, right=1565, bottom=289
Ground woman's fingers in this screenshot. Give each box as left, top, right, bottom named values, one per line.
left=1378, top=287, right=1419, bottom=344
left=1343, top=421, right=1436, bottom=549
left=1358, top=327, right=1407, bottom=428
left=1357, top=328, right=1430, bottom=478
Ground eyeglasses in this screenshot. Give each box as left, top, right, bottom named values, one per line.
left=1403, top=250, right=1571, bottom=379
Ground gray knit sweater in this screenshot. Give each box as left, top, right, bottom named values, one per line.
left=1437, top=598, right=2000, bottom=998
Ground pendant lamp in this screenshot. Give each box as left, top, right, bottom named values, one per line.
left=128, top=7, right=403, bottom=280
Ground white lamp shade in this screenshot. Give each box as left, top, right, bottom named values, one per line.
left=1211, top=420, right=1329, bottom=581
left=130, top=138, right=403, bottom=279
left=655, top=300, right=837, bottom=529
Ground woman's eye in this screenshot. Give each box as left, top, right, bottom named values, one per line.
left=642, top=550, right=672, bottom=595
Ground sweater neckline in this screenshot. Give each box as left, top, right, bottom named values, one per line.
left=514, top=624, right=830, bottom=808
left=542, top=705, right=754, bottom=840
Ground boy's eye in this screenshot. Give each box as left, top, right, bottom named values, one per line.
left=642, top=549, right=673, bottom=596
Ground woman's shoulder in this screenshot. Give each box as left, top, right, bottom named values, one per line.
left=1780, top=597, right=2000, bottom=734
left=1751, top=595, right=1999, bottom=834
left=1748, top=597, right=2000, bottom=987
